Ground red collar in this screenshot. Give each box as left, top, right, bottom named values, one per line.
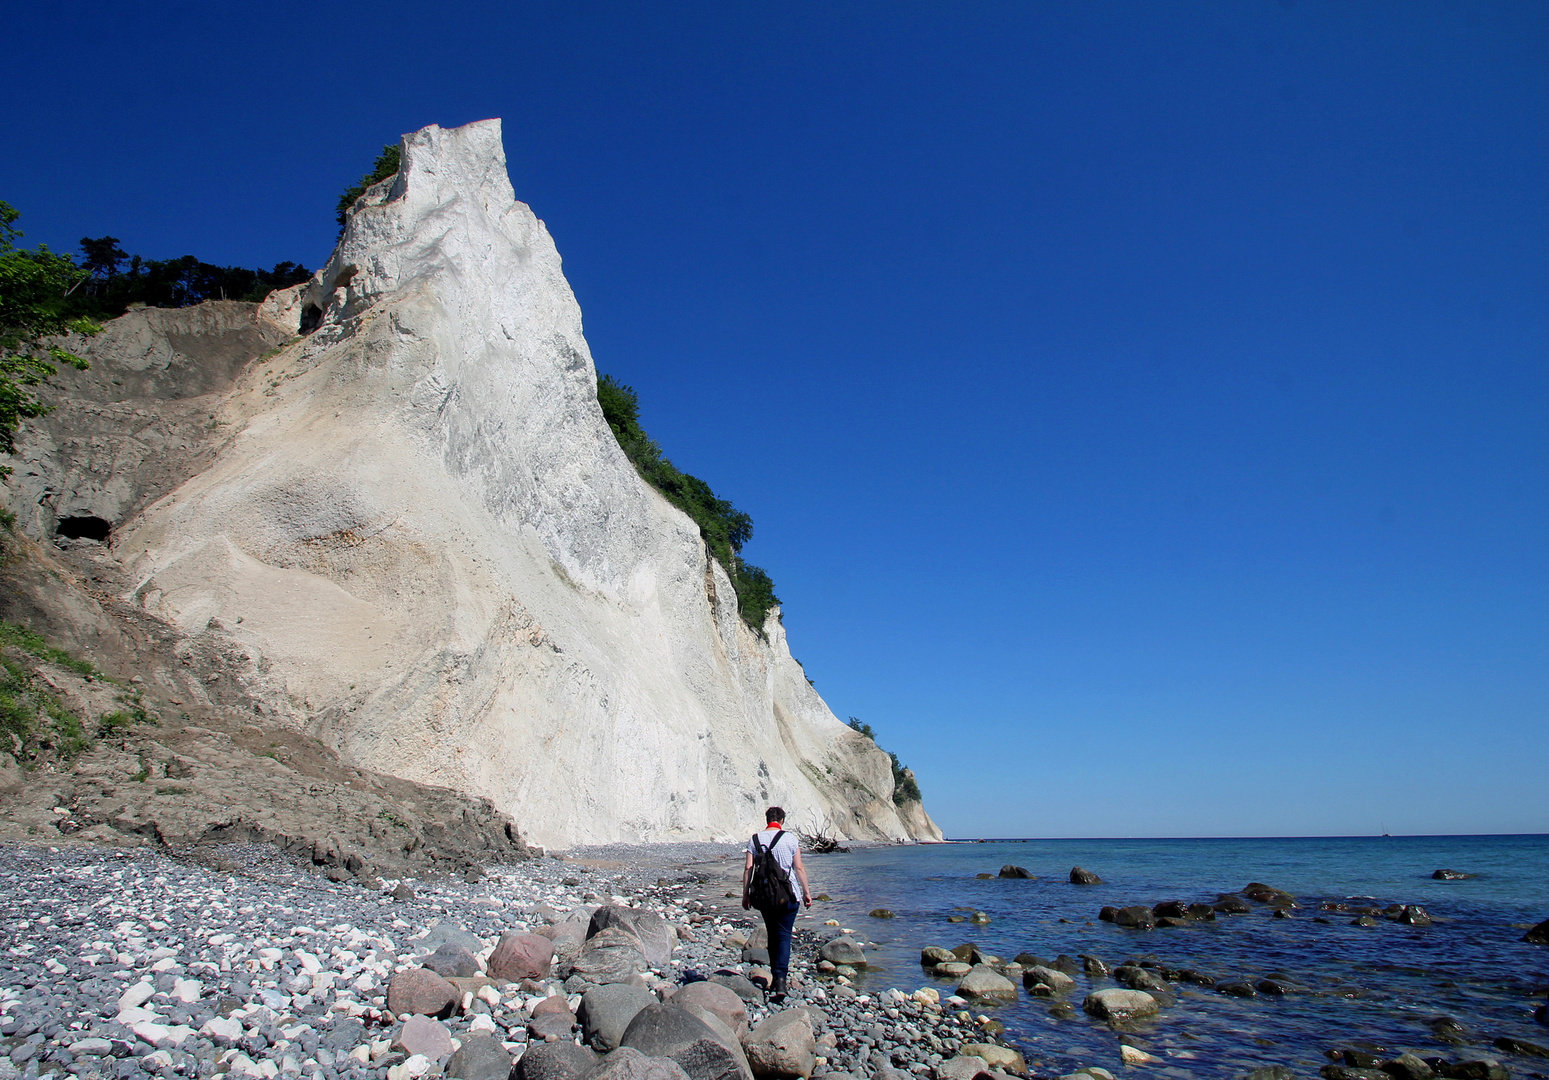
left=766, top=822, right=782, bottom=830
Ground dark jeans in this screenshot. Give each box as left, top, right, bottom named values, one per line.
left=760, top=900, right=800, bottom=979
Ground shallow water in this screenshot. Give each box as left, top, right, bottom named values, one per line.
left=800, top=835, right=1549, bottom=1077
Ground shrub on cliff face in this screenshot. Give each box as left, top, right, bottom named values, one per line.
left=336, top=144, right=402, bottom=234
left=0, top=201, right=98, bottom=471
left=846, top=717, right=923, bottom=804
left=597, top=372, right=779, bottom=631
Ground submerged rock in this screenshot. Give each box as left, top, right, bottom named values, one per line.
left=1432, top=869, right=1473, bottom=880
left=1070, top=867, right=1103, bottom=885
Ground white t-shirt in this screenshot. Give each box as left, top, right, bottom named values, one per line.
left=747, top=827, right=805, bottom=904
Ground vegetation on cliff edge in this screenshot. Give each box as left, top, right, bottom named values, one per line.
left=0, top=202, right=98, bottom=471
left=336, top=144, right=402, bottom=234
left=597, top=373, right=779, bottom=632
left=846, top=717, right=923, bottom=805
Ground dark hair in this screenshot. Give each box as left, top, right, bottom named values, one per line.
left=765, top=806, right=786, bottom=824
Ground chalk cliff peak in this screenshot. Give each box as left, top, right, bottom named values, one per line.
left=15, top=120, right=941, bottom=849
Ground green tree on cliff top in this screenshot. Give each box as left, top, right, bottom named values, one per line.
left=0, top=202, right=100, bottom=473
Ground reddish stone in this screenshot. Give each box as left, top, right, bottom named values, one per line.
left=386, top=967, right=459, bottom=1019
left=489, top=931, right=555, bottom=982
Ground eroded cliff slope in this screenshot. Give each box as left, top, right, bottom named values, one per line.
left=4, top=119, right=940, bottom=849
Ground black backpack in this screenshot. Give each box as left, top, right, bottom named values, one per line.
left=748, top=830, right=798, bottom=910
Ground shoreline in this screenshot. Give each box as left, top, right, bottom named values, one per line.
left=0, top=837, right=1038, bottom=1080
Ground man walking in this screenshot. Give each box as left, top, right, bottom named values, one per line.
left=742, top=806, right=813, bottom=997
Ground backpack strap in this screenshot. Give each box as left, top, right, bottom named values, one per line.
left=767, top=830, right=786, bottom=852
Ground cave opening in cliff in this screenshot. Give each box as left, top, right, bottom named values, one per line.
left=55, top=516, right=112, bottom=542
left=299, top=303, right=323, bottom=333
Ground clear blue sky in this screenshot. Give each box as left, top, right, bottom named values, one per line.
left=5, top=2, right=1546, bottom=838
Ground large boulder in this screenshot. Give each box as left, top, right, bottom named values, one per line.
left=1522, top=917, right=1549, bottom=944
left=1111, top=906, right=1157, bottom=930
left=416, top=921, right=486, bottom=955
left=590, top=906, right=674, bottom=969
left=573, top=928, right=648, bottom=985
left=489, top=932, right=555, bottom=982
left=1022, top=966, right=1075, bottom=993
left=742, top=1009, right=816, bottom=1079
left=1069, top=867, right=1103, bottom=885
left=921, top=947, right=956, bottom=966
left=542, top=919, right=592, bottom=965
left=818, top=937, right=866, bottom=966
left=423, top=942, right=481, bottom=978
left=708, top=974, right=764, bottom=1004
left=621, top=1003, right=751, bottom=1080
left=580, top=984, right=659, bottom=1052
left=446, top=1034, right=512, bottom=1080
left=1241, top=882, right=1296, bottom=907
left=669, top=982, right=748, bottom=1037
left=935, top=1057, right=995, bottom=1080
left=998, top=866, right=1035, bottom=879
left=591, top=1049, right=693, bottom=1080
left=1082, top=989, right=1160, bottom=1024
left=959, top=1044, right=1025, bottom=1076
left=956, top=965, right=1017, bottom=1002
left=514, top=1042, right=599, bottom=1080
left=394, top=1015, right=454, bottom=1059
left=386, top=968, right=459, bottom=1018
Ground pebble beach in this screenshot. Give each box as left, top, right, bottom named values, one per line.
left=0, top=840, right=1028, bottom=1080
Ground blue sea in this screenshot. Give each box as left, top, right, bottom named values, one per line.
left=800, top=835, right=1549, bottom=1078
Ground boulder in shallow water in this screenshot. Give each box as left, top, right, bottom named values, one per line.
left=1394, top=905, right=1432, bottom=926
left=1070, top=866, right=1103, bottom=885
left=1216, top=980, right=1257, bottom=998
left=1441, top=1061, right=1510, bottom=1080
left=1082, top=988, right=1159, bottom=1023
left=1237, top=1068, right=1295, bottom=1080
left=958, top=1044, right=1026, bottom=1076
left=1522, top=917, right=1549, bottom=944
left=1112, top=906, right=1157, bottom=930
left=998, top=866, right=1035, bottom=879
left=1494, top=1036, right=1549, bottom=1058
left=1214, top=896, right=1252, bottom=915
left=1242, top=882, right=1297, bottom=906
left=1023, top=966, right=1075, bottom=993
left=1151, top=900, right=1189, bottom=919
left=935, top=1057, right=995, bottom=1080
left=1381, top=1053, right=1435, bottom=1080
left=818, top=936, right=866, bottom=966
left=956, top=965, right=1017, bottom=1001
left=921, top=947, right=956, bottom=966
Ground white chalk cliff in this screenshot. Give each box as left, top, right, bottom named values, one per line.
left=103, top=120, right=940, bottom=849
